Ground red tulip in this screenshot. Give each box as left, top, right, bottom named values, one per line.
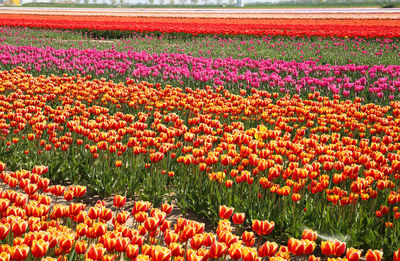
left=10, top=244, right=29, bottom=261
left=113, top=195, right=126, bottom=208
left=75, top=240, right=88, bottom=255
left=334, top=240, right=346, bottom=256
left=346, top=247, right=361, bottom=261
left=242, top=247, right=258, bottom=261
left=209, top=242, right=227, bottom=259
left=252, top=220, right=274, bottom=235
left=219, top=205, right=234, bottom=219
left=229, top=243, right=243, bottom=260
left=258, top=241, right=278, bottom=257
left=366, top=249, right=383, bottom=261
left=151, top=246, right=171, bottom=261
left=241, top=231, right=255, bottom=247
left=31, top=239, right=49, bottom=258
left=115, top=237, right=130, bottom=252
left=302, top=229, right=317, bottom=241
left=0, top=223, right=10, bottom=240
left=232, top=213, right=245, bottom=225
left=161, top=203, right=173, bottom=215
left=86, top=244, right=106, bottom=260
left=11, top=220, right=27, bottom=237
left=126, top=244, right=139, bottom=259
left=321, top=241, right=335, bottom=256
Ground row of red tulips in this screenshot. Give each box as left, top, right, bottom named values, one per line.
left=1, top=15, right=400, bottom=37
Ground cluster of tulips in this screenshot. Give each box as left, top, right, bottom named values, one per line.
left=0, top=41, right=399, bottom=102
left=1, top=67, right=400, bottom=250
left=0, top=159, right=395, bottom=261
left=1, top=15, right=400, bottom=37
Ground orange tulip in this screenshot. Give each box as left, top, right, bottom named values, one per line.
left=321, top=241, right=335, bottom=256
left=232, top=213, right=245, bottom=225
left=151, top=246, right=172, bottom=261
left=228, top=242, right=243, bottom=260
left=144, top=217, right=159, bottom=231
left=93, top=222, right=107, bottom=237
left=202, top=233, right=215, bottom=247
left=86, top=244, right=106, bottom=260
left=288, top=238, right=305, bottom=256
left=366, top=249, right=383, bottom=261
left=10, top=244, right=29, bottom=261
left=190, top=234, right=204, bottom=250
left=113, top=195, right=126, bottom=208
left=114, top=237, right=130, bottom=252
left=126, top=244, right=139, bottom=259
left=75, top=240, right=88, bottom=255
left=258, top=241, right=278, bottom=257
left=31, top=239, right=49, bottom=258
left=169, top=242, right=183, bottom=257
left=304, top=240, right=316, bottom=255
left=242, top=247, right=258, bottom=261
left=164, top=231, right=179, bottom=245
left=241, top=231, right=255, bottom=247
left=114, top=211, right=129, bottom=225
left=0, top=199, right=10, bottom=213
left=161, top=203, right=173, bottom=215
left=59, top=234, right=74, bottom=251
left=252, top=220, right=274, bottom=235
left=208, top=242, right=227, bottom=259
left=11, top=220, right=27, bottom=237
left=0, top=252, right=10, bottom=261
left=0, top=223, right=11, bottom=240
left=88, top=207, right=101, bottom=220
left=334, top=240, right=346, bottom=256
left=219, top=205, right=234, bottom=219
left=346, top=248, right=361, bottom=261
left=302, top=229, right=318, bottom=241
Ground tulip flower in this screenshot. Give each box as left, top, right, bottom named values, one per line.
left=10, top=244, right=29, bottom=261
left=115, top=237, right=130, bottom=252
left=113, top=195, right=126, bottom=208
left=252, top=220, right=274, bottom=235
left=232, top=213, right=245, bottom=225
left=11, top=220, right=27, bottom=237
left=0, top=223, right=11, bottom=240
left=242, top=247, right=258, bottom=261
left=219, top=205, right=234, bottom=219
left=126, top=244, right=139, bottom=259
left=31, top=239, right=49, bottom=258
left=86, top=244, right=106, bottom=260
left=395, top=250, right=400, bottom=261
left=321, top=241, right=335, bottom=256
left=209, top=242, right=227, bottom=259
left=258, top=241, right=278, bottom=257
left=229, top=242, right=243, bottom=260
left=75, top=240, right=88, bottom=255
left=241, top=231, right=255, bottom=247
left=346, top=248, right=362, bottom=261
left=366, top=249, right=383, bottom=261
left=151, top=246, right=172, bottom=261
left=302, top=229, right=318, bottom=241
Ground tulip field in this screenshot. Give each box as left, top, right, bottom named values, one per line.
left=0, top=12, right=400, bottom=261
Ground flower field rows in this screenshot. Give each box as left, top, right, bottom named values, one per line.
left=0, top=12, right=400, bottom=260
left=0, top=162, right=390, bottom=261
left=1, top=43, right=400, bottom=101
left=1, top=15, right=400, bottom=37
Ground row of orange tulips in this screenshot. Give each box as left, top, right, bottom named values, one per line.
left=0, top=161, right=396, bottom=261
left=0, top=67, right=400, bottom=252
